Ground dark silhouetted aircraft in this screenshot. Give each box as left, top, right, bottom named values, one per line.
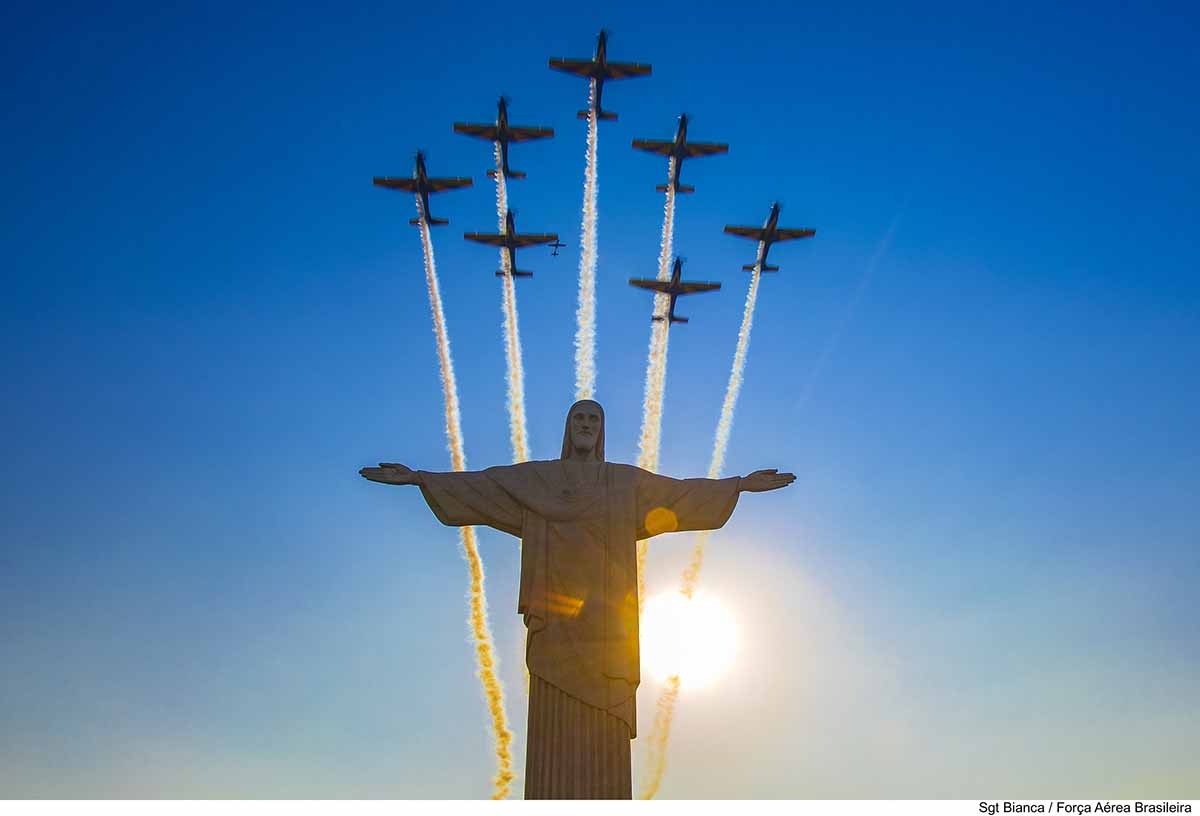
left=632, top=114, right=728, bottom=193
left=464, top=210, right=559, bottom=278
left=724, top=202, right=816, bottom=271
left=549, top=30, right=651, bottom=121
left=373, top=152, right=473, bottom=227
left=628, top=257, right=721, bottom=324
left=453, top=97, right=554, bottom=180
left=550, top=240, right=566, bottom=256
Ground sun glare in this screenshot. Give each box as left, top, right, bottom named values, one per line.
left=640, top=591, right=738, bottom=689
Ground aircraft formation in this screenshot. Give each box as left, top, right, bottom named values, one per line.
left=368, top=30, right=821, bottom=800
left=372, top=29, right=816, bottom=322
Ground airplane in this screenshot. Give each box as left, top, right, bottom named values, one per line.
left=453, top=97, right=554, bottom=180
left=372, top=151, right=472, bottom=227
left=723, top=202, right=816, bottom=271
left=549, top=240, right=566, bottom=256
left=628, top=256, right=721, bottom=325
left=631, top=113, right=728, bottom=193
left=549, top=30, right=651, bottom=121
left=463, top=209, right=559, bottom=278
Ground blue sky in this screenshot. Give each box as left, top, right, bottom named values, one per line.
left=1, top=0, right=1197, bottom=799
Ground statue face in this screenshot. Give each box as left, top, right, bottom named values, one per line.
left=570, top=404, right=602, bottom=455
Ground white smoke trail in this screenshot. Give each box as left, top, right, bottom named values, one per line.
left=685, top=215, right=900, bottom=597
left=704, top=245, right=765, bottom=483
left=679, top=249, right=762, bottom=597
left=634, top=161, right=678, bottom=610
left=415, top=198, right=515, bottom=799
left=493, top=145, right=534, bottom=713
left=641, top=250, right=764, bottom=799
left=574, top=79, right=600, bottom=400
left=636, top=160, right=678, bottom=473
left=639, top=674, right=680, bottom=800
left=493, top=143, right=530, bottom=463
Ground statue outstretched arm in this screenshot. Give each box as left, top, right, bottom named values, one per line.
left=360, top=461, right=523, bottom=537
left=738, top=469, right=796, bottom=493
left=635, top=467, right=796, bottom=538
left=359, top=463, right=421, bottom=485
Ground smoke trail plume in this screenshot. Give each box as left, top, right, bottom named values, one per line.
left=493, top=146, right=534, bottom=708
left=492, top=143, right=530, bottom=463
left=636, top=162, right=678, bottom=473
left=641, top=252, right=765, bottom=799
left=634, top=162, right=678, bottom=609
left=574, top=80, right=600, bottom=400
left=639, top=674, right=680, bottom=800
left=680, top=250, right=762, bottom=597
left=416, top=199, right=515, bottom=798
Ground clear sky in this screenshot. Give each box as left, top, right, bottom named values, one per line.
left=2, top=0, right=1198, bottom=799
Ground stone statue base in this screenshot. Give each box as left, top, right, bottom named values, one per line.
left=525, top=675, right=632, bottom=799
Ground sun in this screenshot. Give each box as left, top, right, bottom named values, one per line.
left=640, top=591, right=738, bottom=689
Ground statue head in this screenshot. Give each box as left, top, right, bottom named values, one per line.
left=560, top=399, right=605, bottom=462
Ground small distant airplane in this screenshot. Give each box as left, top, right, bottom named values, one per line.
left=464, top=210, right=560, bottom=278
left=453, top=97, right=554, bottom=180
left=723, top=202, right=816, bottom=271
left=628, top=257, right=721, bottom=325
left=549, top=240, right=567, bottom=256
left=372, top=152, right=472, bottom=227
left=549, top=30, right=651, bottom=121
left=632, top=114, right=728, bottom=193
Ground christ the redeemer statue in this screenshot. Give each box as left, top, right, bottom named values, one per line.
left=359, top=399, right=794, bottom=799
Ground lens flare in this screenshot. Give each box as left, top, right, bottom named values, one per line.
left=639, top=591, right=737, bottom=690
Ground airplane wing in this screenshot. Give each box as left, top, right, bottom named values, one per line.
left=510, top=233, right=558, bottom=247
left=680, top=141, right=729, bottom=158
left=631, top=139, right=675, bottom=157
left=628, top=278, right=671, bottom=293
left=676, top=281, right=721, bottom=294
left=373, top=177, right=418, bottom=192
left=507, top=125, right=554, bottom=142
left=724, top=225, right=767, bottom=240
left=602, top=61, right=652, bottom=80
left=425, top=177, right=474, bottom=192
left=548, top=58, right=595, bottom=77
left=453, top=123, right=499, bottom=141
left=463, top=232, right=508, bottom=247
left=774, top=228, right=817, bottom=241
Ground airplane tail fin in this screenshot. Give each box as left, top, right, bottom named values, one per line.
left=497, top=270, right=533, bottom=278
left=487, top=169, right=527, bottom=180
left=579, top=110, right=618, bottom=121
left=411, top=217, right=449, bottom=226
left=743, top=263, right=779, bottom=272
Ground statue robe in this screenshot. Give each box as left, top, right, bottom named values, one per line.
left=417, top=460, right=741, bottom=799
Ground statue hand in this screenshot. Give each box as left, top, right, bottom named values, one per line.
left=359, top=463, right=421, bottom=486
left=740, top=469, right=796, bottom=493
